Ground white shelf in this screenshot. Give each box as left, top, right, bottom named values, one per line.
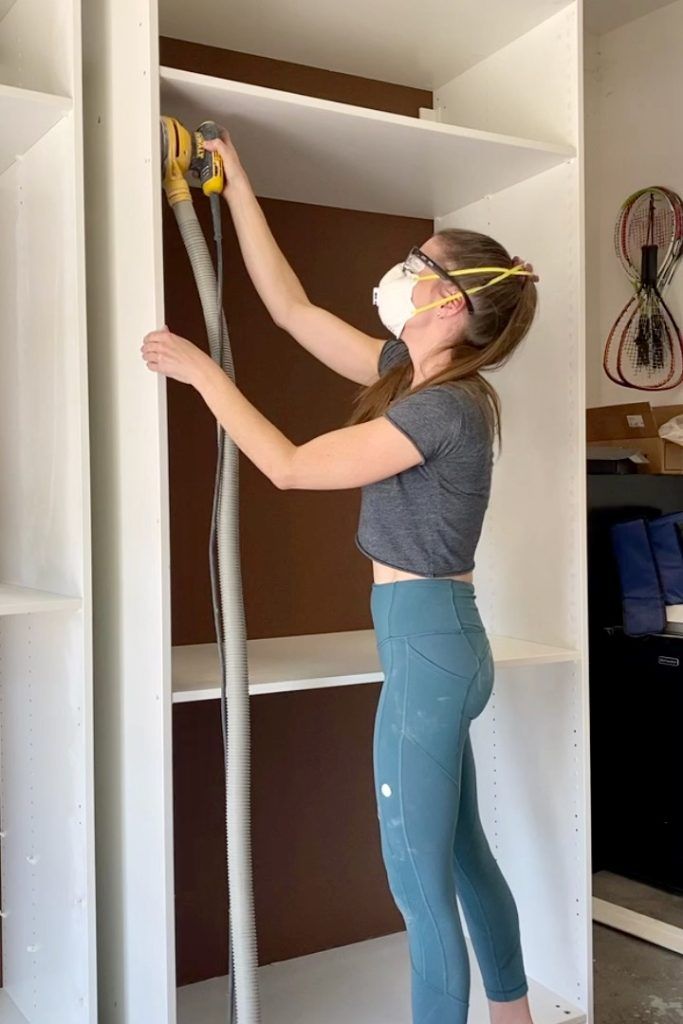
left=159, top=67, right=575, bottom=219
left=0, top=991, right=29, bottom=1024
left=0, top=583, right=81, bottom=616
left=0, top=84, right=71, bottom=176
left=172, top=628, right=579, bottom=703
left=160, top=0, right=573, bottom=91
left=177, top=930, right=586, bottom=1024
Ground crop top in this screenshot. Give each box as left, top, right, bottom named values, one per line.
left=355, top=337, right=493, bottom=577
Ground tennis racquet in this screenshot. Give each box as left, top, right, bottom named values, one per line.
left=604, top=186, right=683, bottom=390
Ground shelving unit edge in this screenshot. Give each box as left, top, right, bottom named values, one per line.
left=0, top=0, right=97, bottom=1018
left=82, top=0, right=176, bottom=1021
left=91, top=3, right=593, bottom=1021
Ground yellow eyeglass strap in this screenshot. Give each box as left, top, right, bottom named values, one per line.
left=413, top=264, right=535, bottom=315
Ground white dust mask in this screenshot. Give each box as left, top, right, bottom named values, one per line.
left=372, top=263, right=419, bottom=339
left=372, top=258, right=536, bottom=340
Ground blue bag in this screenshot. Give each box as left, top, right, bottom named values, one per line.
left=610, top=518, right=666, bottom=636
left=646, top=511, right=683, bottom=604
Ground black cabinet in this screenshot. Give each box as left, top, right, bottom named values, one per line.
left=590, top=628, right=683, bottom=895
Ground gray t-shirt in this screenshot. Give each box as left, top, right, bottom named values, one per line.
left=355, top=337, right=493, bottom=576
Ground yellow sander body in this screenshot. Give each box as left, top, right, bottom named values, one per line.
left=160, top=115, right=224, bottom=206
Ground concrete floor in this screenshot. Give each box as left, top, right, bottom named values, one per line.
left=593, top=872, right=683, bottom=1023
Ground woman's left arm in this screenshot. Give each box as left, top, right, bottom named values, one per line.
left=142, top=328, right=422, bottom=491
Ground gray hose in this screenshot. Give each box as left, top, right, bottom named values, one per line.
left=172, top=199, right=261, bottom=1024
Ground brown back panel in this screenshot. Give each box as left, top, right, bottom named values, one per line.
left=173, top=686, right=403, bottom=985
left=164, top=198, right=432, bottom=644
left=160, top=37, right=432, bottom=118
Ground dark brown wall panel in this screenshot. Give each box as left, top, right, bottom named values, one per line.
left=173, top=687, right=403, bottom=986
left=164, top=197, right=433, bottom=645
left=160, top=37, right=432, bottom=118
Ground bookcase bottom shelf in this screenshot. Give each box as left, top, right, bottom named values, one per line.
left=177, top=931, right=586, bottom=1024
left=172, top=629, right=579, bottom=702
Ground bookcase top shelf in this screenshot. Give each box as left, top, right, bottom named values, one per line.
left=160, top=66, right=575, bottom=219
left=160, top=0, right=574, bottom=90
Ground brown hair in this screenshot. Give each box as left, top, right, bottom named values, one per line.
left=345, top=228, right=538, bottom=450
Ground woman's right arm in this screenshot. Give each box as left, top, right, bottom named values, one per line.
left=205, top=133, right=385, bottom=386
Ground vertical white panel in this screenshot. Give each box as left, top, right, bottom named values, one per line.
left=437, top=161, right=590, bottom=1007
left=0, top=613, right=91, bottom=1023
left=436, top=3, right=585, bottom=650
left=584, top=29, right=603, bottom=408
left=434, top=5, right=578, bottom=148
left=438, top=162, right=583, bottom=650
left=0, top=98, right=96, bottom=1021
left=0, top=122, right=86, bottom=596
left=437, top=8, right=591, bottom=1013
left=82, top=0, right=175, bottom=1021
left=471, top=663, right=589, bottom=1010
left=0, top=0, right=75, bottom=95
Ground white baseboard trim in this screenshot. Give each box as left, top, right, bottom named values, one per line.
left=592, top=897, right=683, bottom=955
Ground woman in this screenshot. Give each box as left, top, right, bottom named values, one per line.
left=142, top=130, right=539, bottom=1024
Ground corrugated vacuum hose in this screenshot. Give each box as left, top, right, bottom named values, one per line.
left=167, top=187, right=261, bottom=1021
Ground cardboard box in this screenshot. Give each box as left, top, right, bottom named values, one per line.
left=586, top=403, right=683, bottom=474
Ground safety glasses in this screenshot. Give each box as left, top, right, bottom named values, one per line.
left=403, top=246, right=475, bottom=314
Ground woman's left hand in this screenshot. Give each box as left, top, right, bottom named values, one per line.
left=141, top=327, right=214, bottom=388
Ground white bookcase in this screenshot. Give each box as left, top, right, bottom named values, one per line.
left=84, top=1, right=593, bottom=1022
left=0, top=0, right=95, bottom=1021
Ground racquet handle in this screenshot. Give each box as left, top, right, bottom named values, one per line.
left=641, top=244, right=659, bottom=288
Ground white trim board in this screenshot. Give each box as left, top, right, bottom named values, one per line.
left=172, top=629, right=580, bottom=702
left=592, top=897, right=683, bottom=956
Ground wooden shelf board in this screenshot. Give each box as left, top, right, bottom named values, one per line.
left=0, top=583, right=81, bottom=616
left=160, top=66, right=575, bottom=219
left=177, top=930, right=586, bottom=1024
left=0, top=83, right=71, bottom=175
left=172, top=628, right=579, bottom=703
left=592, top=897, right=683, bottom=956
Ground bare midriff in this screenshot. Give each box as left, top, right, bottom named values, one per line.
left=372, top=560, right=473, bottom=585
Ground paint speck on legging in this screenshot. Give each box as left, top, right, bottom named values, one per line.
left=381, top=783, right=392, bottom=797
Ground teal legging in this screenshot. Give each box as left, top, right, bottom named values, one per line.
left=370, top=579, right=529, bottom=1022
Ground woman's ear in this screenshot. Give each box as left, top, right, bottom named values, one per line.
left=437, top=288, right=466, bottom=319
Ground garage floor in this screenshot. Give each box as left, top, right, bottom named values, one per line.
left=593, top=872, right=683, bottom=1023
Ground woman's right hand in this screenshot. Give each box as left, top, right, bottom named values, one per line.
left=203, top=128, right=246, bottom=198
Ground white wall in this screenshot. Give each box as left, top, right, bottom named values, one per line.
left=586, top=0, right=683, bottom=407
